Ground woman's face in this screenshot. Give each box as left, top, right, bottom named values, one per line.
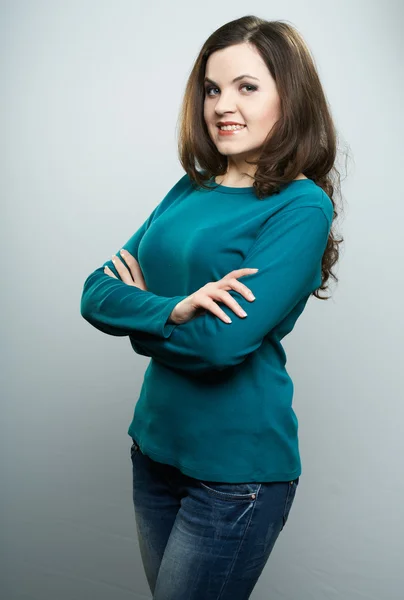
left=203, top=42, right=281, bottom=162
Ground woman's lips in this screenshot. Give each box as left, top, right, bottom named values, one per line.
left=217, top=125, right=247, bottom=136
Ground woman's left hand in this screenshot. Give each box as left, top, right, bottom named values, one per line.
left=104, top=249, right=147, bottom=291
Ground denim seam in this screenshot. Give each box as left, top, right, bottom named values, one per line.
left=216, top=483, right=263, bottom=599
left=281, top=481, right=296, bottom=527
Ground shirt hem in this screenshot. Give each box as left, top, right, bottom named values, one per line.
left=128, top=432, right=301, bottom=483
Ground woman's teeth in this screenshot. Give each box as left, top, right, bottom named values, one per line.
left=219, top=124, right=246, bottom=131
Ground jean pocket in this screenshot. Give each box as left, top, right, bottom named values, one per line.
left=198, top=480, right=261, bottom=502
left=281, top=478, right=299, bottom=530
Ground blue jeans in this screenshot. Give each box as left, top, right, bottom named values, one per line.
left=130, top=438, right=299, bottom=600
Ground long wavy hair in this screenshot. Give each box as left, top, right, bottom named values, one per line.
left=176, top=16, right=348, bottom=299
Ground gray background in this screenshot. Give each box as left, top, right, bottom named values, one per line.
left=1, top=1, right=403, bottom=598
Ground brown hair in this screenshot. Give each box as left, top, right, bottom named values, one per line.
left=176, top=16, right=348, bottom=299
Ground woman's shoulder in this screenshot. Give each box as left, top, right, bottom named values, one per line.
left=283, top=179, right=333, bottom=226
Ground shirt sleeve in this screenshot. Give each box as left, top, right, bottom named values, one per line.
left=125, top=206, right=332, bottom=374
left=80, top=176, right=189, bottom=338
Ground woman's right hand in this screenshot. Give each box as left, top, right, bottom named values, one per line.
left=168, top=268, right=258, bottom=325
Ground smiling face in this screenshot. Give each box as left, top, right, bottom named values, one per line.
left=203, top=42, right=281, bottom=172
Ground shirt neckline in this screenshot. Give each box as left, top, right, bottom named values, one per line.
left=208, top=177, right=314, bottom=194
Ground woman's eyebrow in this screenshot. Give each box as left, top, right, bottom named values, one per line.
left=204, top=74, right=260, bottom=85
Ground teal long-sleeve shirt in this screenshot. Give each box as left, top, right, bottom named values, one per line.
left=80, top=173, right=333, bottom=482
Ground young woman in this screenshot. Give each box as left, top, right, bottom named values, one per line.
left=81, top=15, right=344, bottom=600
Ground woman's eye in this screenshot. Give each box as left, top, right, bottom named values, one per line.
left=205, top=84, right=257, bottom=96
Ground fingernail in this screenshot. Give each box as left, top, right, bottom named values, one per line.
left=225, top=316, right=232, bottom=323
left=120, top=249, right=125, bottom=255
